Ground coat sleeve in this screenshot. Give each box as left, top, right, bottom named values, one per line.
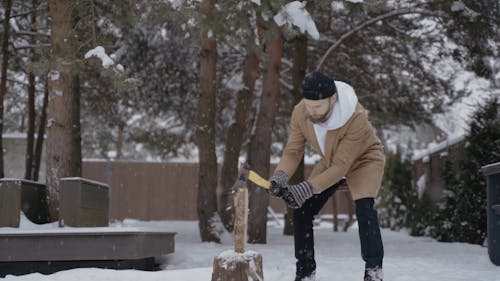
left=275, top=108, right=306, bottom=178
left=308, top=110, right=373, bottom=193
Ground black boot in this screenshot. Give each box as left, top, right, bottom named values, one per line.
left=294, top=271, right=316, bottom=281
left=364, top=266, right=383, bottom=281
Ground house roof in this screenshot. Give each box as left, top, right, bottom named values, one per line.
left=413, top=134, right=465, bottom=161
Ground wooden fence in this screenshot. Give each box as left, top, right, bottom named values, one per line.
left=82, top=161, right=352, bottom=221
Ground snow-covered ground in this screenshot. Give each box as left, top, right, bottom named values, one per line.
left=1, top=219, right=499, bottom=281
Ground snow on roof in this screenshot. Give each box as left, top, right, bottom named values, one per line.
left=2, top=132, right=45, bottom=139
left=2, top=132, right=28, bottom=139
left=412, top=134, right=465, bottom=161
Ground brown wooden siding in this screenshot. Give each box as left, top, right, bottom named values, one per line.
left=413, top=139, right=466, bottom=202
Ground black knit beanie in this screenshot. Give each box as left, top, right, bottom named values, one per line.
left=301, top=71, right=337, bottom=100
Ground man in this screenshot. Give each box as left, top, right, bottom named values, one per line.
left=269, top=72, right=385, bottom=281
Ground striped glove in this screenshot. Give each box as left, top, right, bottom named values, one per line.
left=269, top=170, right=288, bottom=197
left=282, top=181, right=314, bottom=209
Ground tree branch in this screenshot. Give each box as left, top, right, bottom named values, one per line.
left=13, top=31, right=50, bottom=38
left=89, top=0, right=98, bottom=45
left=280, top=78, right=293, bottom=91
left=7, top=77, right=44, bottom=92
left=316, top=7, right=449, bottom=70
left=13, top=43, right=50, bottom=50
left=0, top=8, right=44, bottom=22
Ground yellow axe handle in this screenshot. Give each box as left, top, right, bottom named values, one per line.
left=248, top=170, right=271, bottom=189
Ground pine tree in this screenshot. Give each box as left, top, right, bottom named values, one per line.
left=377, top=148, right=413, bottom=230
left=406, top=191, right=436, bottom=237
left=435, top=97, right=500, bottom=244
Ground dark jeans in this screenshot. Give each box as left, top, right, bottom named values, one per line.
left=293, top=185, right=384, bottom=279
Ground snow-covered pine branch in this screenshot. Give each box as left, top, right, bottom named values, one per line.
left=84, top=46, right=124, bottom=72
left=316, top=7, right=450, bottom=70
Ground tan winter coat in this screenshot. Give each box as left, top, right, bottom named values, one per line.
left=275, top=100, right=385, bottom=200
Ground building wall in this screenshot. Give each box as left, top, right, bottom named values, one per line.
left=413, top=140, right=466, bottom=202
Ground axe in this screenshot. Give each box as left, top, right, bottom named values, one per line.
left=239, top=166, right=271, bottom=190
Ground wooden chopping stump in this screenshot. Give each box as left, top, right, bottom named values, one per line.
left=211, top=250, right=263, bottom=281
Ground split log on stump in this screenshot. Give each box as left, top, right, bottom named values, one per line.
left=234, top=186, right=248, bottom=253
left=211, top=250, right=263, bottom=281
left=211, top=164, right=264, bottom=281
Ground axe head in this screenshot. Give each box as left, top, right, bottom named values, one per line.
left=238, top=163, right=250, bottom=183
left=233, top=163, right=270, bottom=190
left=232, top=162, right=250, bottom=191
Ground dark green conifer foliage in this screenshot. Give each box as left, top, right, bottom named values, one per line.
left=435, top=98, right=500, bottom=244
left=378, top=148, right=413, bottom=230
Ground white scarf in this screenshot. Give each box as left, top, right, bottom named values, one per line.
left=313, top=81, right=358, bottom=155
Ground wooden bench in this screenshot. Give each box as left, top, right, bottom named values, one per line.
left=0, top=179, right=49, bottom=227
left=0, top=177, right=177, bottom=276
left=60, top=177, right=109, bottom=227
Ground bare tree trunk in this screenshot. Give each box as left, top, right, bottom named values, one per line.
left=25, top=0, right=38, bottom=180
left=219, top=51, right=260, bottom=232
left=0, top=0, right=13, bottom=178
left=292, top=35, right=308, bottom=102
left=283, top=34, right=309, bottom=235
left=46, top=0, right=82, bottom=221
left=197, top=0, right=220, bottom=243
left=20, top=115, right=25, bottom=132
left=247, top=21, right=283, bottom=244
left=32, top=81, right=48, bottom=181
left=71, top=75, right=82, bottom=167
left=116, top=123, right=124, bottom=159
left=25, top=73, right=36, bottom=180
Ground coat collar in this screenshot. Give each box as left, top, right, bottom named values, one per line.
left=305, top=119, right=323, bottom=157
